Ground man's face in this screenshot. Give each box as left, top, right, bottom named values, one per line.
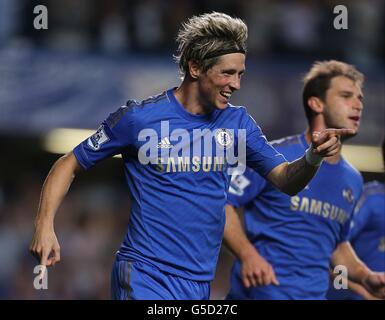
left=197, top=53, right=245, bottom=110
left=322, top=76, right=364, bottom=133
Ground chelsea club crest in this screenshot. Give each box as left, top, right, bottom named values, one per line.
left=215, top=128, right=234, bottom=149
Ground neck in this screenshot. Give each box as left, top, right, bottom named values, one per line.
left=174, top=80, right=214, bottom=115
left=305, top=125, right=342, bottom=165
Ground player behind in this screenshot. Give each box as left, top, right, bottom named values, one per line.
left=327, top=138, right=385, bottom=300
left=224, top=60, right=385, bottom=300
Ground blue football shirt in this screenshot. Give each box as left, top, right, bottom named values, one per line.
left=327, top=181, right=385, bottom=300
left=350, top=181, right=385, bottom=272
left=73, top=88, right=286, bottom=281
left=227, top=133, right=363, bottom=299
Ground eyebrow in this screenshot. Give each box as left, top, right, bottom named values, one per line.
left=340, top=90, right=364, bottom=99
left=220, top=68, right=245, bottom=74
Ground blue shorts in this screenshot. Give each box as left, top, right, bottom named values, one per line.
left=111, top=258, right=210, bottom=300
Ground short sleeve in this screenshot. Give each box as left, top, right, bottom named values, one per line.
left=242, top=112, right=286, bottom=177
left=339, top=216, right=354, bottom=243
left=341, top=183, right=365, bottom=242
left=349, top=194, right=371, bottom=242
left=227, top=167, right=266, bottom=208
left=73, top=104, right=137, bottom=170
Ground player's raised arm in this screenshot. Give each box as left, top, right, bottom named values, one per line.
left=267, top=128, right=355, bottom=196
left=30, top=151, right=83, bottom=266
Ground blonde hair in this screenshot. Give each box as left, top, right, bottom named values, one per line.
left=174, top=12, right=247, bottom=77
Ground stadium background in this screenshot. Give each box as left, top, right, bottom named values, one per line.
left=0, top=0, right=383, bottom=299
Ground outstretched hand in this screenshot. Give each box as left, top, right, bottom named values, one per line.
left=311, top=128, right=356, bottom=158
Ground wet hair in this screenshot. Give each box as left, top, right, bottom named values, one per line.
left=174, top=12, right=247, bottom=78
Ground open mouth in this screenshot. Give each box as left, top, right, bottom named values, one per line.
left=349, top=116, right=360, bottom=122
left=220, top=91, right=231, bottom=99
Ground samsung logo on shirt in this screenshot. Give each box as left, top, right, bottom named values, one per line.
left=290, top=196, right=349, bottom=224
left=154, top=156, right=226, bottom=173
left=137, top=121, right=246, bottom=175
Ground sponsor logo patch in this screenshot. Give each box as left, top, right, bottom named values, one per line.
left=229, top=173, right=250, bottom=196
left=342, top=188, right=354, bottom=204
left=87, top=125, right=109, bottom=150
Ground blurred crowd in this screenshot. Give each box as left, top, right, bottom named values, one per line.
left=0, top=0, right=383, bottom=67
left=0, top=153, right=131, bottom=299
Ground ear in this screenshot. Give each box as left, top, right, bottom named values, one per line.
left=188, top=60, right=201, bottom=79
left=307, top=96, right=324, bottom=114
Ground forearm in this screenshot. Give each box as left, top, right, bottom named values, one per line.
left=285, top=156, right=319, bottom=195
left=268, top=156, right=319, bottom=196
left=266, top=130, right=351, bottom=196
left=224, top=205, right=256, bottom=260
left=332, top=242, right=371, bottom=284
left=348, top=263, right=371, bottom=284
left=35, top=152, right=80, bottom=227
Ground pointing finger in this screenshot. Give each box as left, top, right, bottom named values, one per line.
left=325, top=128, right=356, bottom=137
left=52, top=246, right=61, bottom=265
left=40, top=250, right=49, bottom=266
